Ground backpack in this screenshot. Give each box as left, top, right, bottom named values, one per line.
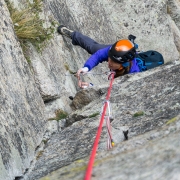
left=136, top=50, right=164, bottom=71
left=128, top=35, right=164, bottom=72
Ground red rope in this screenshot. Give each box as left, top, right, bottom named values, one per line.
left=84, top=72, right=115, bottom=180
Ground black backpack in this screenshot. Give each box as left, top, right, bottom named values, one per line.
left=128, top=35, right=164, bottom=71
left=136, top=50, right=164, bottom=70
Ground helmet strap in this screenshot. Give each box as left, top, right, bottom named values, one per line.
left=122, top=62, right=130, bottom=67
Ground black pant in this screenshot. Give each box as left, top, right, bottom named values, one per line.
left=71, top=31, right=111, bottom=54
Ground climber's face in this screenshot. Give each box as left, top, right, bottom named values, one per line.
left=108, top=57, right=121, bottom=70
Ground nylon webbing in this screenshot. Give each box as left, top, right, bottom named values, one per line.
left=84, top=71, right=115, bottom=180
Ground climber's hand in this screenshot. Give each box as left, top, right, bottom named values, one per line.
left=76, top=67, right=89, bottom=79
left=78, top=80, right=89, bottom=89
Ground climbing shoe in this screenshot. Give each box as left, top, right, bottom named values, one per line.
left=57, top=25, right=73, bottom=38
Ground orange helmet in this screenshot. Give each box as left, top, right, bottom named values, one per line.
left=108, top=39, right=136, bottom=63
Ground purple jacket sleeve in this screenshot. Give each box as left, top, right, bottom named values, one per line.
left=83, top=46, right=111, bottom=71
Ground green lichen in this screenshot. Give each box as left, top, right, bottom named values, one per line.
left=64, top=64, right=76, bottom=74
left=75, top=159, right=85, bottom=163
left=40, top=159, right=88, bottom=179
left=42, top=139, right=48, bottom=144
left=133, top=111, right=144, bottom=117
left=40, top=178, right=50, bottom=180
left=166, top=117, right=177, bottom=125
left=167, top=5, right=171, bottom=14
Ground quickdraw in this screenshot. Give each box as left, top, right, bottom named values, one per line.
left=84, top=71, right=115, bottom=180
left=101, top=100, right=114, bottom=149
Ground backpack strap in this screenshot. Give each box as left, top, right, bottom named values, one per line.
left=135, top=58, right=147, bottom=71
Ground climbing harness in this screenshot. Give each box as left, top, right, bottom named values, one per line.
left=84, top=71, right=115, bottom=180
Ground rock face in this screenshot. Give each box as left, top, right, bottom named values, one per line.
left=7, top=0, right=180, bottom=119
left=24, top=62, right=180, bottom=180
left=29, top=0, right=180, bottom=118
left=0, top=1, right=46, bottom=180
left=39, top=116, right=180, bottom=180
left=70, top=88, right=101, bottom=110
left=167, top=0, right=180, bottom=52
left=1, top=0, right=180, bottom=180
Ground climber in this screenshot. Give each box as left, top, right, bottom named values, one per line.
left=57, top=25, right=164, bottom=88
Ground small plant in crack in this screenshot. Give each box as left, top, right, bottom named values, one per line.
left=48, top=109, right=68, bottom=121
left=5, top=0, right=56, bottom=62
left=36, top=150, right=44, bottom=160
left=88, top=112, right=100, bottom=118
left=133, top=111, right=144, bottom=117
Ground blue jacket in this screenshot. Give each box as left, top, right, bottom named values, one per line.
left=83, top=46, right=141, bottom=74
